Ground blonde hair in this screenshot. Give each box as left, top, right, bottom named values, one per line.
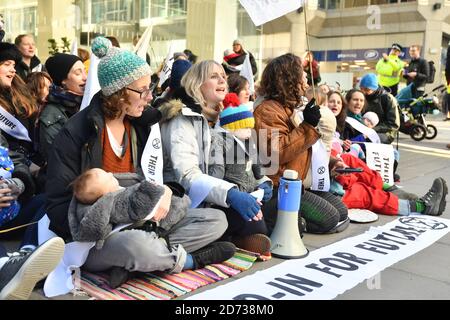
left=181, top=60, right=225, bottom=107
left=72, top=169, right=104, bottom=205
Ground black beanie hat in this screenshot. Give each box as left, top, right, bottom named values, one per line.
left=0, top=42, right=22, bottom=65
left=45, top=53, right=82, bottom=87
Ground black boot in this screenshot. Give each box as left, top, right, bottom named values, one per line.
left=191, top=242, right=236, bottom=269
left=108, top=267, right=131, bottom=289
left=420, top=178, right=448, bottom=216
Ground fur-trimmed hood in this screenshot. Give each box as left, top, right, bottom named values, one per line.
left=159, top=99, right=185, bottom=123
left=159, top=87, right=203, bottom=123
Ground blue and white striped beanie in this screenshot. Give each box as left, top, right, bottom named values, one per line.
left=91, top=36, right=151, bottom=96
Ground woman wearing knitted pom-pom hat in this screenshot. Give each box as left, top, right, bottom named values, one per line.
left=45, top=37, right=234, bottom=288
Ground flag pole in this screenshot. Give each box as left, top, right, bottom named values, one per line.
left=303, top=0, right=317, bottom=101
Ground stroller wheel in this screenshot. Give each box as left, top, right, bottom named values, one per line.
left=425, top=124, right=438, bottom=139
left=410, top=125, right=426, bottom=141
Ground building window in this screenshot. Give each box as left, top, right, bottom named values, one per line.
left=141, top=0, right=148, bottom=18
left=344, top=0, right=369, bottom=7
left=328, top=0, right=342, bottom=8
left=150, top=0, right=186, bottom=18
left=2, top=5, right=37, bottom=39
left=89, top=0, right=134, bottom=23
left=168, top=0, right=186, bottom=17
left=371, top=0, right=389, bottom=4
left=318, top=0, right=341, bottom=9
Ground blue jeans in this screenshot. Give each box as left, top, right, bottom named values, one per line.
left=0, top=244, right=7, bottom=258
left=0, top=194, right=47, bottom=248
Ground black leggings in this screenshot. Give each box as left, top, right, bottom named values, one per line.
left=215, top=206, right=268, bottom=241
left=263, top=189, right=348, bottom=235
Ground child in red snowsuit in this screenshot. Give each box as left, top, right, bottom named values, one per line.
left=332, top=152, right=447, bottom=217
left=336, top=153, right=398, bottom=215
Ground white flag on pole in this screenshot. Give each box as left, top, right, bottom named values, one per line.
left=158, top=43, right=175, bottom=87
left=239, top=53, right=255, bottom=95
left=239, top=0, right=303, bottom=26
left=80, top=54, right=101, bottom=110
left=134, top=25, right=153, bottom=61
left=71, top=38, right=78, bottom=56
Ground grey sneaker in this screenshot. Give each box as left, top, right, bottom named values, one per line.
left=325, top=216, right=350, bottom=234
left=0, top=237, right=65, bottom=300
left=421, top=178, right=448, bottom=216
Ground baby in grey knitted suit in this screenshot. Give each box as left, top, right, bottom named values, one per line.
left=69, top=168, right=189, bottom=244
left=68, top=168, right=191, bottom=288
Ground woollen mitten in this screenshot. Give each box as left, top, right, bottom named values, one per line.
left=303, top=104, right=321, bottom=127
left=226, top=188, right=260, bottom=221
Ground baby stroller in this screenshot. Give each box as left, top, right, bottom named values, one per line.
left=395, top=83, right=444, bottom=141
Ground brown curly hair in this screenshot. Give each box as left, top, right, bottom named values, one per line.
left=258, top=53, right=307, bottom=108
left=101, top=88, right=131, bottom=120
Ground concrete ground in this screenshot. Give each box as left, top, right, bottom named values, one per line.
left=3, top=114, right=450, bottom=300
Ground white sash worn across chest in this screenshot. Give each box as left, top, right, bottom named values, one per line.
left=310, top=140, right=330, bottom=192
left=345, top=117, right=380, bottom=144
left=141, top=123, right=164, bottom=185
left=0, top=106, right=31, bottom=142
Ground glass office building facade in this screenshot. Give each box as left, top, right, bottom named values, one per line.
left=1, top=0, right=449, bottom=87
left=0, top=0, right=262, bottom=72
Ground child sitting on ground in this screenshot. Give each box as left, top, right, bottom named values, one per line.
left=212, top=93, right=273, bottom=203
left=329, top=148, right=447, bottom=217
left=209, top=93, right=273, bottom=256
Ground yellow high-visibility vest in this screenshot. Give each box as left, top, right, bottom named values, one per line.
left=376, top=54, right=405, bottom=87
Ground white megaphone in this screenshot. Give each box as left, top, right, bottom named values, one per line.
left=270, top=170, right=308, bottom=259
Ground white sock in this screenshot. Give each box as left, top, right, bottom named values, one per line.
left=0, top=257, right=8, bottom=270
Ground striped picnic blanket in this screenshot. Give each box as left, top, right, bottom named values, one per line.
left=79, top=249, right=258, bottom=300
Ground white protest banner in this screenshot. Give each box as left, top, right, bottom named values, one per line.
left=239, top=53, right=255, bottom=95
left=364, top=142, right=395, bottom=185
left=158, top=43, right=175, bottom=87
left=134, top=25, right=153, bottom=61
left=239, top=0, right=304, bottom=26
left=141, top=123, right=164, bottom=185
left=80, top=54, right=101, bottom=110
left=188, top=215, right=450, bottom=300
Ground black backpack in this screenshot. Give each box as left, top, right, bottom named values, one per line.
left=427, top=61, right=436, bottom=83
